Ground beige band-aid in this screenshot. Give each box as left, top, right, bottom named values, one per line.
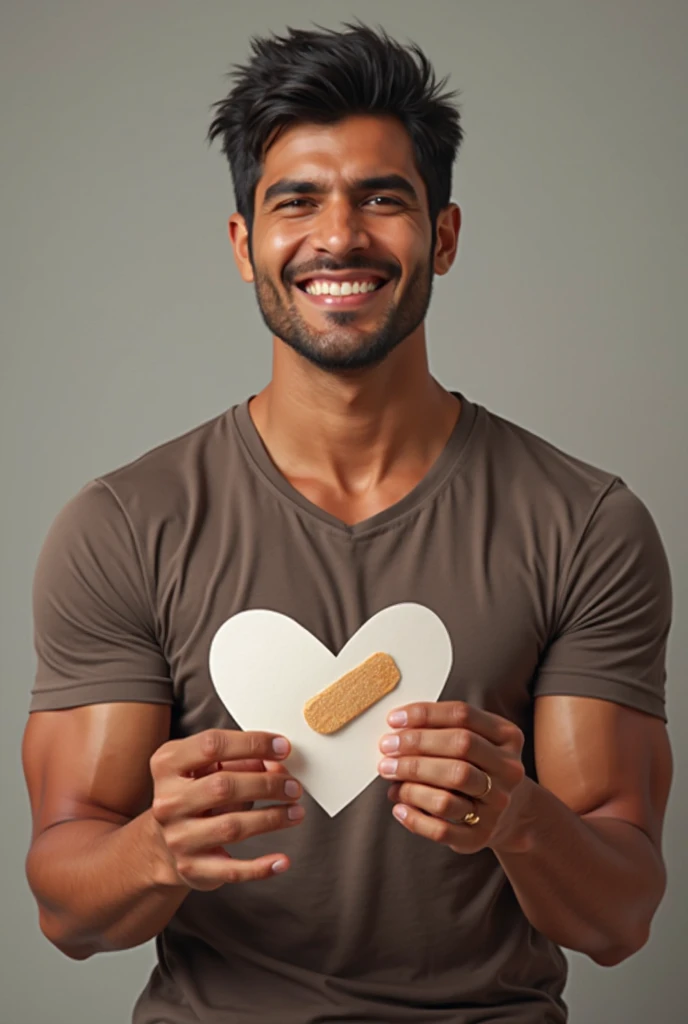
left=303, top=652, right=401, bottom=735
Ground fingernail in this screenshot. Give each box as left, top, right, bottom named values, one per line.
left=288, top=805, right=305, bottom=821
left=379, top=758, right=398, bottom=777
left=272, top=858, right=289, bottom=873
left=272, top=737, right=289, bottom=756
left=380, top=734, right=400, bottom=753
left=284, top=780, right=300, bottom=798
left=388, top=711, right=407, bottom=727
left=393, top=805, right=408, bottom=821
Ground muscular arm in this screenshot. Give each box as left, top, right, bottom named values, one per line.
left=22, top=702, right=188, bottom=959
left=493, top=695, right=672, bottom=965
left=23, top=702, right=302, bottom=960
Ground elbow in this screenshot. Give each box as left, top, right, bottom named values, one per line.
left=589, top=925, right=651, bottom=968
left=55, top=941, right=96, bottom=962
left=591, top=945, right=636, bottom=968
left=38, top=909, right=97, bottom=962
left=590, top=867, right=666, bottom=967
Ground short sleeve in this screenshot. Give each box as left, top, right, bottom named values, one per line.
left=534, top=482, right=672, bottom=721
left=30, top=479, right=173, bottom=711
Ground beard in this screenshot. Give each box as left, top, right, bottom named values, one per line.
left=251, top=255, right=434, bottom=372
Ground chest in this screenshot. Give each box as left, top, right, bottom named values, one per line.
left=153, top=486, right=556, bottom=743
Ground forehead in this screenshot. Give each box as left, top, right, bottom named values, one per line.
left=257, top=115, right=422, bottom=195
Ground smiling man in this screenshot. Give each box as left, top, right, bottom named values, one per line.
left=22, top=22, right=673, bottom=1024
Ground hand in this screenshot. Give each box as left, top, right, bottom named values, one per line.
left=150, top=729, right=305, bottom=889
left=377, top=701, right=527, bottom=854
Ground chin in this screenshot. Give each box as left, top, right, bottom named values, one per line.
left=285, top=336, right=401, bottom=373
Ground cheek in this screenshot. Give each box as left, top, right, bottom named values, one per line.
left=384, top=224, right=430, bottom=274
left=250, top=228, right=298, bottom=288
left=262, top=224, right=307, bottom=271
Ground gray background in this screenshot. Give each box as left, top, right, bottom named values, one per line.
left=1, top=1, right=686, bottom=1022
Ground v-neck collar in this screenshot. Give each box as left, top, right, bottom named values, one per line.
left=232, top=391, right=479, bottom=537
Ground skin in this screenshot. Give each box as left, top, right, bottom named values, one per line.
left=229, top=114, right=461, bottom=524
left=23, top=114, right=671, bottom=967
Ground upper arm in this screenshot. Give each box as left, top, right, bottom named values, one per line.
left=533, top=694, right=672, bottom=849
left=22, top=703, right=171, bottom=840
left=26, top=480, right=175, bottom=835
left=534, top=482, right=672, bottom=721
left=31, top=480, right=173, bottom=713
left=531, top=482, right=673, bottom=848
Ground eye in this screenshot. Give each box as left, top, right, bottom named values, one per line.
left=277, top=198, right=313, bottom=210
left=275, top=195, right=403, bottom=212
left=365, top=195, right=403, bottom=207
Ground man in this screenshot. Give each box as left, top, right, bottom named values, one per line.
left=23, top=21, right=672, bottom=1024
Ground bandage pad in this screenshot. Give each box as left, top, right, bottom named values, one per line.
left=303, top=652, right=401, bottom=735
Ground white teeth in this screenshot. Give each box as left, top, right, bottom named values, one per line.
left=304, top=279, right=382, bottom=296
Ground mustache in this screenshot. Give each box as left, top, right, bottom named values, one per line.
left=285, top=257, right=399, bottom=284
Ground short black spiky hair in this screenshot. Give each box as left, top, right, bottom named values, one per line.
left=207, top=21, right=463, bottom=245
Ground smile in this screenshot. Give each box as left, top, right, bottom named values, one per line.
left=295, top=276, right=391, bottom=309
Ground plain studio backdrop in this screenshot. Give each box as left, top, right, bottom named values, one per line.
left=1, top=2, right=686, bottom=1022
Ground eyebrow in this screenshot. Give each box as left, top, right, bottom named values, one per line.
left=261, top=174, right=419, bottom=209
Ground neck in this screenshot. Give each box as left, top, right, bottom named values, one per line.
left=248, top=331, right=460, bottom=495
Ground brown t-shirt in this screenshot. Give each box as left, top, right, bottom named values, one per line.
left=30, top=393, right=672, bottom=1024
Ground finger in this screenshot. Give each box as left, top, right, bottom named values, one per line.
left=378, top=754, right=494, bottom=800
left=193, top=759, right=268, bottom=779
left=155, top=770, right=302, bottom=821
left=394, top=782, right=475, bottom=824
left=379, top=728, right=504, bottom=776
left=151, top=729, right=291, bottom=779
left=165, top=802, right=306, bottom=855
left=188, top=762, right=264, bottom=811
left=212, top=761, right=266, bottom=812
left=262, top=760, right=293, bottom=776
left=194, top=770, right=302, bottom=815
left=389, top=798, right=487, bottom=847
left=391, top=802, right=483, bottom=850
left=178, top=850, right=294, bottom=887
left=219, top=759, right=268, bottom=773
left=190, top=760, right=223, bottom=780
left=387, top=702, right=522, bottom=749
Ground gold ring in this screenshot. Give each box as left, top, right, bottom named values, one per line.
left=477, top=772, right=492, bottom=801
left=462, top=810, right=480, bottom=827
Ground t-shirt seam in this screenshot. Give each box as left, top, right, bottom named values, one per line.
left=536, top=666, right=665, bottom=692
left=233, top=402, right=482, bottom=541
left=94, top=478, right=162, bottom=641
left=535, top=672, right=666, bottom=717
left=549, top=476, right=625, bottom=634
left=31, top=677, right=173, bottom=696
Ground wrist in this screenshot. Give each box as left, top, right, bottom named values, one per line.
left=489, top=776, right=539, bottom=855
left=139, top=809, right=191, bottom=893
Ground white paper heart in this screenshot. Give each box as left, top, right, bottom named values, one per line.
left=208, top=603, right=453, bottom=816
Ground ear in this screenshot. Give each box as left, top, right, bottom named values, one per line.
left=433, top=204, right=461, bottom=276
left=229, top=214, right=254, bottom=283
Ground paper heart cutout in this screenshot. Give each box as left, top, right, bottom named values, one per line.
left=208, top=603, right=453, bottom=816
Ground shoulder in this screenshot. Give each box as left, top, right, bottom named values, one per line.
left=37, top=406, right=245, bottom=594
left=467, top=398, right=671, bottom=599
left=476, top=402, right=621, bottom=507
left=478, top=404, right=666, bottom=549
left=96, top=407, right=239, bottom=516
left=72, top=404, right=255, bottom=558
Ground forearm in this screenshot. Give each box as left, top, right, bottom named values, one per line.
left=493, top=779, right=666, bottom=965
left=26, top=810, right=189, bottom=958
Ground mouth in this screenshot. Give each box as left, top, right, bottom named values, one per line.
left=293, top=274, right=392, bottom=309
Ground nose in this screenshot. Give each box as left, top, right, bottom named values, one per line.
left=309, top=197, right=371, bottom=258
